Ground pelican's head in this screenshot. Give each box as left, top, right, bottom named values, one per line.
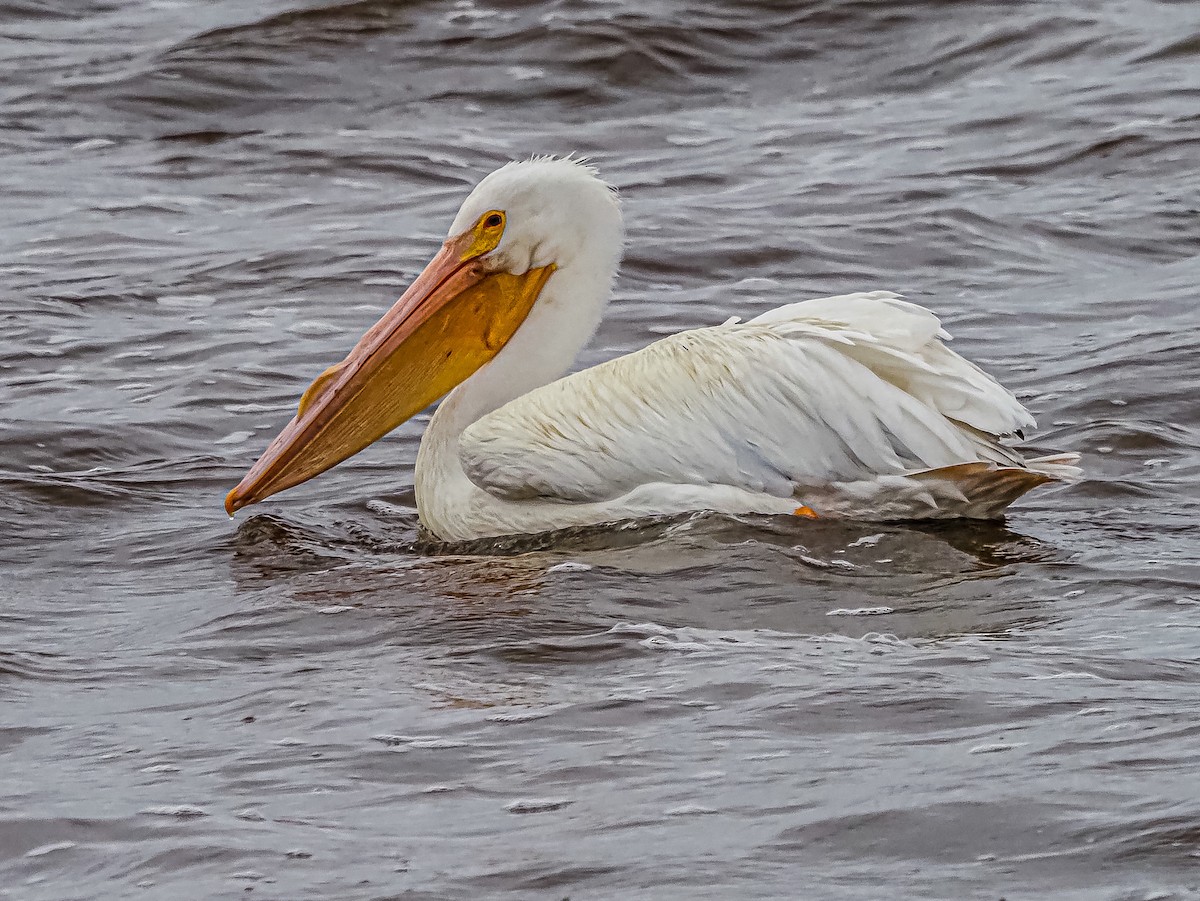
left=225, top=156, right=622, bottom=515
left=448, top=156, right=623, bottom=280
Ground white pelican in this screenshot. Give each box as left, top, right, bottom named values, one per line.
left=226, top=157, right=1080, bottom=541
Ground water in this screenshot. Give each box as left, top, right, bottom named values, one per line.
left=3, top=1, right=1199, bottom=898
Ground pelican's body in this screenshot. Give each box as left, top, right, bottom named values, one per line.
left=227, top=158, right=1079, bottom=541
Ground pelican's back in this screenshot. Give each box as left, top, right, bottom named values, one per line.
left=458, top=291, right=1079, bottom=519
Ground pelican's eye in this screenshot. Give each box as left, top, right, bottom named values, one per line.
left=461, top=210, right=506, bottom=260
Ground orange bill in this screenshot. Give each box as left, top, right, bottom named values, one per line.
left=225, top=226, right=554, bottom=514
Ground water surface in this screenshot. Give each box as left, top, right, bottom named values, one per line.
left=2, top=1, right=1199, bottom=898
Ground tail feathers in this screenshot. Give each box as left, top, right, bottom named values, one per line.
left=801, top=453, right=1081, bottom=521
left=907, top=462, right=1051, bottom=519
left=904, top=452, right=1082, bottom=518
left=1024, top=452, right=1083, bottom=482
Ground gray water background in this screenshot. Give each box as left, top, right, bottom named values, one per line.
left=2, top=0, right=1200, bottom=898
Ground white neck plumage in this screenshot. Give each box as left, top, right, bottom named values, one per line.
left=436, top=266, right=608, bottom=428
left=414, top=237, right=620, bottom=523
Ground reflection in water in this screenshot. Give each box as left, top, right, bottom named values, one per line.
left=237, top=505, right=1056, bottom=574
left=230, top=508, right=1062, bottom=651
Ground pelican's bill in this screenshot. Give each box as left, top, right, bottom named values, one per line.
left=225, top=229, right=554, bottom=514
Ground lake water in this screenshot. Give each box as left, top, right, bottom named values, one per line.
left=2, top=0, right=1199, bottom=898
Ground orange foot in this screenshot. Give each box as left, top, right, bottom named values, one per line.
left=793, top=505, right=819, bottom=519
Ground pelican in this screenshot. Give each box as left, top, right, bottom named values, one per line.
left=225, top=157, right=1080, bottom=541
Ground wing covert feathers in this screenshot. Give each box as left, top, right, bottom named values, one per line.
left=459, top=291, right=1075, bottom=517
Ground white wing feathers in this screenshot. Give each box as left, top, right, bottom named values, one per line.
left=459, top=292, right=1040, bottom=505
left=747, top=292, right=1033, bottom=438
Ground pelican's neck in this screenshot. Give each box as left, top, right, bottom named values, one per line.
left=445, top=275, right=605, bottom=431
left=415, top=247, right=619, bottom=528
left=433, top=209, right=623, bottom=428
left=414, top=258, right=612, bottom=537
left=413, top=158, right=624, bottom=537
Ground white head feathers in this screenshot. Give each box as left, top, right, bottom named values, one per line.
left=448, top=156, right=624, bottom=276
